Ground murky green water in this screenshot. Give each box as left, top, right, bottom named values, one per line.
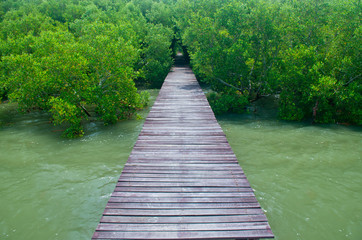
left=0, top=90, right=158, bottom=240
left=219, top=115, right=362, bottom=240
left=1, top=91, right=361, bottom=240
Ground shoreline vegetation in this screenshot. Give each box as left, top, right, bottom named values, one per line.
left=0, top=0, right=360, bottom=137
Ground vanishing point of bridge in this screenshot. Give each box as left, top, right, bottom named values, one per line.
left=92, top=56, right=274, bottom=239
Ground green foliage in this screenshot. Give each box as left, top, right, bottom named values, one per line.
left=178, top=0, right=282, bottom=96
left=176, top=0, right=361, bottom=124
left=146, top=1, right=174, bottom=27
left=0, top=87, right=6, bottom=102
left=142, top=24, right=174, bottom=88
left=278, top=45, right=319, bottom=121
left=49, top=97, right=84, bottom=138
left=126, top=0, right=174, bottom=88
left=0, top=0, right=360, bottom=137
left=139, top=91, right=150, bottom=108
left=0, top=0, right=174, bottom=137
left=207, top=91, right=248, bottom=115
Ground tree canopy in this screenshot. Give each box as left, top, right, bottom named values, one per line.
left=0, top=0, right=360, bottom=138
left=0, top=0, right=175, bottom=137
left=174, top=0, right=361, bottom=124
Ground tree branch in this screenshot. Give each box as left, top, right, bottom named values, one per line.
left=80, top=105, right=91, bottom=117
left=343, top=74, right=361, bottom=87
left=215, top=77, right=243, bottom=92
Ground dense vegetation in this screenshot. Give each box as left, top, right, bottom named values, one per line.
left=0, top=0, right=174, bottom=137
left=175, top=0, right=361, bottom=124
left=0, top=0, right=360, bottom=137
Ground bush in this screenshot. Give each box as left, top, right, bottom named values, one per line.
left=207, top=91, right=248, bottom=115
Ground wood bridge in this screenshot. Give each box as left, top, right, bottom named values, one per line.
left=92, top=56, right=274, bottom=239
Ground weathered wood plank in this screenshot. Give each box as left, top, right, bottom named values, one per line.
left=105, top=202, right=261, bottom=209
left=116, top=181, right=252, bottom=188
left=103, top=208, right=264, bottom=216
left=124, top=163, right=239, bottom=167
left=132, top=147, right=234, bottom=151
left=117, top=177, right=248, bottom=183
left=111, top=192, right=255, bottom=198
left=114, top=187, right=252, bottom=193
left=129, top=152, right=237, bottom=157
left=118, top=173, right=246, bottom=179
left=122, top=165, right=244, bottom=171
left=96, top=222, right=270, bottom=231
left=107, top=197, right=258, bottom=204
left=137, top=136, right=225, bottom=140
left=120, top=169, right=244, bottom=175
left=100, top=215, right=268, bottom=224
left=92, top=230, right=274, bottom=240
left=92, top=58, right=273, bottom=239
left=126, top=161, right=239, bottom=164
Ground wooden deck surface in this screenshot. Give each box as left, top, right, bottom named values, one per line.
left=92, top=59, right=274, bottom=239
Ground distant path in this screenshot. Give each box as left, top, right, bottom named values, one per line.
left=92, top=55, right=274, bottom=239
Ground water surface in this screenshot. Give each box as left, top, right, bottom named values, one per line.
left=1, top=91, right=361, bottom=240
left=0, top=90, right=158, bottom=240
left=218, top=114, right=362, bottom=240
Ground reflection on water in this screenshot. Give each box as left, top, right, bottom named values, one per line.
left=1, top=91, right=361, bottom=240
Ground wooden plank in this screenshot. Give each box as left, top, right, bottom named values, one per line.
left=139, top=132, right=226, bottom=136
left=126, top=161, right=239, bottom=165
left=122, top=165, right=244, bottom=171
left=120, top=170, right=243, bottom=174
left=121, top=166, right=243, bottom=171
left=143, top=120, right=219, bottom=124
left=111, top=192, right=255, bottom=198
left=144, top=117, right=217, bottom=121
left=100, top=215, right=268, bottom=224
left=92, top=230, right=274, bottom=240
left=127, top=157, right=237, bottom=160
left=130, top=150, right=236, bottom=155
left=128, top=153, right=237, bottom=157
left=124, top=163, right=239, bottom=167
left=117, top=178, right=248, bottom=183
left=96, top=222, right=270, bottom=231
left=136, top=136, right=226, bottom=140
left=113, top=186, right=251, bottom=192
left=103, top=208, right=264, bottom=216
left=92, top=57, right=273, bottom=240
left=119, top=172, right=245, bottom=178
left=116, top=181, right=252, bottom=188
left=132, top=146, right=234, bottom=151
left=128, top=155, right=237, bottom=158
left=139, top=128, right=219, bottom=131
left=105, top=202, right=261, bottom=209
left=107, top=197, right=258, bottom=203
left=120, top=169, right=244, bottom=175
left=135, top=141, right=230, bottom=146
left=126, top=161, right=238, bottom=165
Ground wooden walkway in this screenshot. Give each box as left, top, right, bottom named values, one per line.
left=92, top=59, right=274, bottom=239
